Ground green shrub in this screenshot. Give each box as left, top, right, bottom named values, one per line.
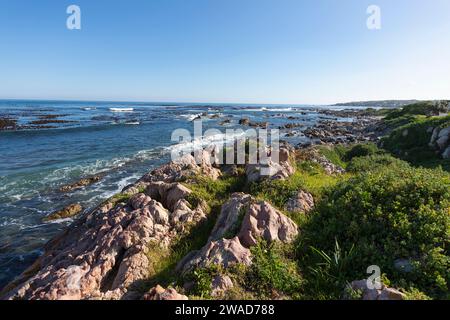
left=385, top=101, right=448, bottom=120
left=298, top=166, right=450, bottom=299
left=343, top=143, right=380, bottom=161
left=347, top=154, right=410, bottom=173
left=245, top=241, right=303, bottom=299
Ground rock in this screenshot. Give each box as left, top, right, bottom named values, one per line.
left=59, top=176, right=102, bottom=193
left=436, top=127, right=450, bottom=150
left=145, top=182, right=192, bottom=211
left=142, top=285, right=188, bottom=300
left=442, top=146, right=450, bottom=159
left=300, top=148, right=345, bottom=175
left=209, top=193, right=252, bottom=241
left=347, top=279, right=406, bottom=300
left=171, top=199, right=207, bottom=232
left=1, top=188, right=200, bottom=300
left=245, top=145, right=295, bottom=183
left=238, top=200, right=298, bottom=248
left=285, top=190, right=315, bottom=214
left=429, top=127, right=440, bottom=147
left=239, top=118, right=250, bottom=126
left=43, top=204, right=83, bottom=222
left=378, top=287, right=406, bottom=300
left=140, top=149, right=221, bottom=183
left=178, top=237, right=252, bottom=274
left=129, top=193, right=152, bottom=210
left=211, top=275, right=234, bottom=298
left=0, top=118, right=17, bottom=131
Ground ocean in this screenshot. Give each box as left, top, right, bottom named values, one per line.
left=0, top=99, right=352, bottom=288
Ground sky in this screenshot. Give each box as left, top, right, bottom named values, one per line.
left=0, top=0, right=449, bottom=104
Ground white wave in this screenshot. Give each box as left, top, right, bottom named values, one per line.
left=125, top=121, right=140, bottom=125
left=168, top=131, right=247, bottom=154
left=245, top=107, right=294, bottom=112
left=109, top=108, right=134, bottom=113
left=179, top=113, right=203, bottom=121
left=0, top=148, right=162, bottom=202
left=81, top=107, right=96, bottom=111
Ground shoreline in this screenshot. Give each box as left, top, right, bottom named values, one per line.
left=1, top=101, right=449, bottom=300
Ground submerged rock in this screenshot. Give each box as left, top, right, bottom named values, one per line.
left=59, top=175, right=102, bottom=193
left=43, top=204, right=83, bottom=222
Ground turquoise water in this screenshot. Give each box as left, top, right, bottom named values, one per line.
left=0, top=100, right=344, bottom=288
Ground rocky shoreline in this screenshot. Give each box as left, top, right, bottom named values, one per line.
left=2, top=104, right=448, bottom=300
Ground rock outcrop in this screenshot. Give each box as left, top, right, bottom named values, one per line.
left=140, top=149, right=221, bottom=183
left=245, top=145, right=295, bottom=183
left=298, top=148, right=345, bottom=175
left=178, top=237, right=252, bottom=274
left=142, top=285, right=188, bottom=300
left=211, top=275, right=234, bottom=298
left=347, top=280, right=406, bottom=300
left=59, top=175, right=102, bottom=193
left=285, top=190, right=315, bottom=214
left=1, top=168, right=207, bottom=300
left=238, top=200, right=299, bottom=248
left=43, top=204, right=83, bottom=222
left=429, top=125, right=450, bottom=159
left=178, top=193, right=299, bottom=274
left=208, top=193, right=252, bottom=241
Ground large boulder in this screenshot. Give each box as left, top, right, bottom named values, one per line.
left=285, top=190, right=315, bottom=214
left=436, top=127, right=450, bottom=150
left=211, top=275, right=234, bottom=298
left=245, top=145, right=295, bottom=183
left=238, top=200, right=299, bottom=248
left=347, top=279, right=406, bottom=300
left=178, top=237, right=252, bottom=274
left=428, top=126, right=450, bottom=158
left=142, top=285, right=188, bottom=300
left=208, top=193, right=252, bottom=241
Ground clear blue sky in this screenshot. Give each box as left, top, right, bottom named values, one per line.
left=0, top=0, right=449, bottom=104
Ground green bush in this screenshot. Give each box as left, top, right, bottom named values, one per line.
left=343, top=143, right=380, bottom=161
left=246, top=241, right=303, bottom=298
left=347, top=154, right=410, bottom=173
left=298, top=165, right=450, bottom=299
left=385, top=101, right=448, bottom=120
